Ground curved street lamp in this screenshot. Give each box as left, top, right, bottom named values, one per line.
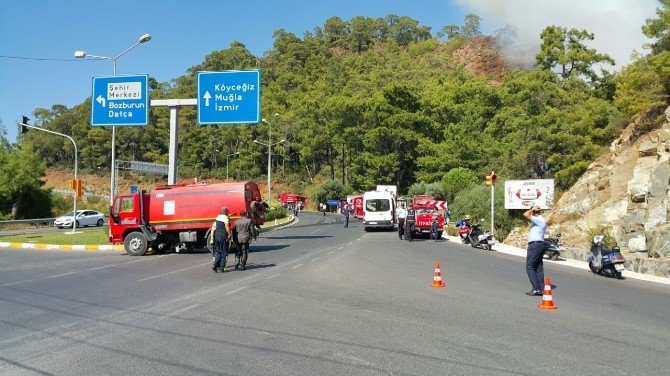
left=255, top=114, right=283, bottom=206
left=216, top=150, right=240, bottom=180
left=74, top=33, right=151, bottom=204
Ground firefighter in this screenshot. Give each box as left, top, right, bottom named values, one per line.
left=211, top=207, right=232, bottom=273
left=405, top=207, right=416, bottom=242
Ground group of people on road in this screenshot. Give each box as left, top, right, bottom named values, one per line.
left=395, top=203, right=440, bottom=242
left=210, top=206, right=258, bottom=273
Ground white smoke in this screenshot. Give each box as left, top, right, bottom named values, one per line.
left=456, top=0, right=659, bottom=70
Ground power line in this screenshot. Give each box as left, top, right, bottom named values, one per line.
left=0, top=55, right=80, bottom=62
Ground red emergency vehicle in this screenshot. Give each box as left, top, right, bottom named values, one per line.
left=279, top=192, right=306, bottom=209
left=109, top=182, right=266, bottom=256
left=352, top=196, right=364, bottom=218
left=408, top=196, right=444, bottom=238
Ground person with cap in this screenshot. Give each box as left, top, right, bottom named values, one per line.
left=210, top=207, right=232, bottom=273
left=523, top=205, right=547, bottom=296
left=233, top=210, right=257, bottom=270
left=396, top=203, right=407, bottom=240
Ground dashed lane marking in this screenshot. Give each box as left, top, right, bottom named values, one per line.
left=226, top=286, right=247, bottom=295
left=309, top=229, right=322, bottom=234
left=44, top=272, right=75, bottom=279
left=327, top=251, right=335, bottom=255
left=2, top=279, right=36, bottom=287
left=157, top=303, right=201, bottom=322
left=291, top=264, right=303, bottom=270
left=89, top=264, right=118, bottom=271
left=138, top=263, right=210, bottom=282
left=125, top=258, right=150, bottom=263
left=264, top=274, right=278, bottom=280
left=310, top=257, right=321, bottom=262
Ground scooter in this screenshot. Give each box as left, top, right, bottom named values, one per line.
left=587, top=235, right=626, bottom=279
left=543, top=234, right=562, bottom=260
left=468, top=223, right=496, bottom=251
left=458, top=224, right=471, bottom=244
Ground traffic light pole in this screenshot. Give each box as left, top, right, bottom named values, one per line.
left=20, top=118, right=79, bottom=234
left=490, top=182, right=495, bottom=237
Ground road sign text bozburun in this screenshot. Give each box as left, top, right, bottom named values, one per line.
left=91, top=75, right=149, bottom=126
left=197, top=70, right=260, bottom=125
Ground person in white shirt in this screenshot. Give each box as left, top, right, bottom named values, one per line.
left=523, top=205, right=547, bottom=296
left=396, top=204, right=407, bottom=240
left=210, top=207, right=232, bottom=273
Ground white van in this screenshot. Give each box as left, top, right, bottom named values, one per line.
left=363, top=190, right=395, bottom=231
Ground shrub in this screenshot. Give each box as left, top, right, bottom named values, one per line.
left=265, top=205, right=287, bottom=222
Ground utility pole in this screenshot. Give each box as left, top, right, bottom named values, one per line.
left=486, top=171, right=497, bottom=236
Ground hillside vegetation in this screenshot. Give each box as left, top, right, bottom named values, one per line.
left=4, top=6, right=670, bottom=237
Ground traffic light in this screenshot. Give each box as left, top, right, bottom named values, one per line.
left=20, top=116, right=30, bottom=134
left=75, top=179, right=83, bottom=198
left=486, top=171, right=497, bottom=186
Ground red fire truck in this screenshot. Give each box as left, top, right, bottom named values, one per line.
left=279, top=192, right=306, bottom=210
left=408, top=195, right=444, bottom=238
left=109, top=182, right=266, bottom=256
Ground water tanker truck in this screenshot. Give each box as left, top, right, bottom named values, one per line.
left=109, top=181, right=267, bottom=256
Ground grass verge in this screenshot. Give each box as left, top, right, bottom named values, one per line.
left=0, top=216, right=293, bottom=245
left=0, top=229, right=109, bottom=245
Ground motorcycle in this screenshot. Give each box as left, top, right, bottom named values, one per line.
left=587, top=235, right=626, bottom=279
left=458, top=223, right=471, bottom=244
left=543, top=234, right=562, bottom=260
left=467, top=223, right=496, bottom=251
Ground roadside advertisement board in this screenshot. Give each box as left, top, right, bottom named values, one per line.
left=504, top=179, right=554, bottom=209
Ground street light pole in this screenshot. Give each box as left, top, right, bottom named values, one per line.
left=74, top=33, right=151, bottom=205
left=256, top=115, right=283, bottom=207
left=216, top=150, right=240, bottom=180
left=21, top=119, right=78, bottom=234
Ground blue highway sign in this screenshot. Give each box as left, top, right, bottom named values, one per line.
left=197, top=70, right=260, bottom=125
left=327, top=199, right=341, bottom=206
left=90, top=75, right=149, bottom=126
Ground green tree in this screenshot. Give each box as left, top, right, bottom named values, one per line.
left=441, top=167, right=478, bottom=202
left=535, top=26, right=614, bottom=81
left=642, top=0, right=670, bottom=54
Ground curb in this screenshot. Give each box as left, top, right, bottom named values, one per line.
left=0, top=216, right=297, bottom=253
left=443, top=235, right=670, bottom=286
left=0, top=241, right=124, bottom=252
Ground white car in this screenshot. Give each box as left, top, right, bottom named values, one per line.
left=54, top=210, right=105, bottom=228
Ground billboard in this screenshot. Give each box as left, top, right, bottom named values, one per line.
left=504, top=179, right=554, bottom=209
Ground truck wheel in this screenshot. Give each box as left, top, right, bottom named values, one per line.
left=124, top=232, right=148, bottom=256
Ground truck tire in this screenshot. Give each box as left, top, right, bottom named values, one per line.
left=124, top=232, right=148, bottom=256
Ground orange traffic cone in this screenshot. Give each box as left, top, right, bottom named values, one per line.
left=431, top=261, right=446, bottom=288
left=538, top=277, right=558, bottom=310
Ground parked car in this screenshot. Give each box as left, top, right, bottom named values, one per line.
left=54, top=210, right=105, bottom=228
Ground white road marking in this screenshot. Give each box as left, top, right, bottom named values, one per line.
left=310, top=257, right=321, bottom=262
left=157, top=254, right=170, bottom=258
left=2, top=279, right=36, bottom=287
left=310, top=229, right=322, bottom=234
left=156, top=303, right=200, bottom=322
left=89, top=264, right=117, bottom=271
left=138, top=262, right=210, bottom=282
left=338, top=247, right=344, bottom=250
left=346, top=243, right=353, bottom=246
left=126, top=258, right=150, bottom=263
left=44, top=272, right=75, bottom=279
left=264, top=274, right=278, bottom=280
left=226, top=286, right=247, bottom=295
left=291, top=264, right=303, bottom=269
left=327, top=251, right=335, bottom=255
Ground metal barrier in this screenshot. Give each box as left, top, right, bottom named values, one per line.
left=0, top=218, right=56, bottom=227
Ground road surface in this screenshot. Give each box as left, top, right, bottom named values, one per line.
left=1, top=212, right=668, bottom=375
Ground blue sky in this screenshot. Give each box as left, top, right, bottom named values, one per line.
left=0, top=0, right=465, bottom=142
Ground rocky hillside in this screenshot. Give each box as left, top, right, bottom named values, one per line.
left=506, top=107, right=670, bottom=278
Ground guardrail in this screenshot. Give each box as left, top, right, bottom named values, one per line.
left=0, top=218, right=56, bottom=227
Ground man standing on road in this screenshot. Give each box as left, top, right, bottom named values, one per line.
left=396, top=204, right=407, bottom=240
left=234, top=211, right=257, bottom=270
left=429, top=212, right=439, bottom=242
left=211, top=207, right=232, bottom=273
left=343, top=204, right=350, bottom=228
left=405, top=207, right=415, bottom=242
left=523, top=205, right=546, bottom=296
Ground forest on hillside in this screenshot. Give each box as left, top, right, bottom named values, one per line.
left=3, top=3, right=670, bottom=236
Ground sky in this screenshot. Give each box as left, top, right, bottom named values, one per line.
left=0, top=0, right=660, bottom=142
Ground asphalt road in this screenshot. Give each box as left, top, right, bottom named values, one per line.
left=0, top=212, right=668, bottom=375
